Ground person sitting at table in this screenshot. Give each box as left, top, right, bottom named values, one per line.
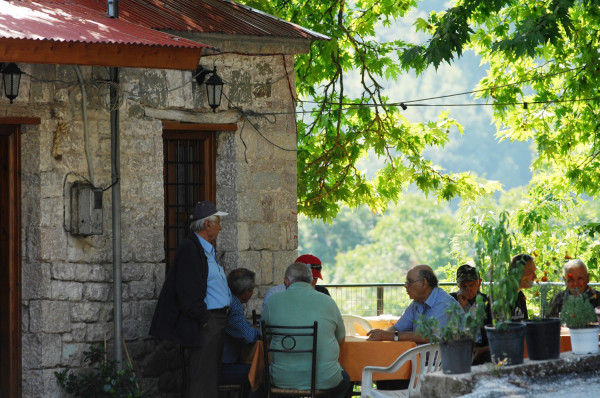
left=366, top=264, right=459, bottom=342
left=262, top=262, right=350, bottom=397
left=220, top=268, right=263, bottom=398
left=547, top=259, right=600, bottom=318
left=450, top=263, right=492, bottom=365
left=261, top=254, right=330, bottom=311
left=510, top=253, right=537, bottom=321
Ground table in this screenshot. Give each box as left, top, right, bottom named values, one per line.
left=247, top=336, right=416, bottom=391
left=339, top=336, right=416, bottom=381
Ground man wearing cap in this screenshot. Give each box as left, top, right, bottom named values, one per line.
left=150, top=200, right=231, bottom=398
left=450, top=264, right=492, bottom=364
left=261, top=254, right=330, bottom=311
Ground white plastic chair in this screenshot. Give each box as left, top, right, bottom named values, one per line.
left=361, top=343, right=441, bottom=398
left=342, top=314, right=373, bottom=336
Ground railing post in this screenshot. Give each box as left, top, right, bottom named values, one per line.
left=377, top=286, right=384, bottom=316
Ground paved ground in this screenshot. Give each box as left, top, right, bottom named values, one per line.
left=460, top=369, right=600, bottom=397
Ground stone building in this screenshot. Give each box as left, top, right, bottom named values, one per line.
left=0, top=0, right=326, bottom=396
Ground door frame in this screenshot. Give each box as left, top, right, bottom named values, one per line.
left=0, top=124, right=22, bottom=398
left=0, top=117, right=39, bottom=398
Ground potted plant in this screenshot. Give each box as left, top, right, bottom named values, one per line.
left=524, top=287, right=561, bottom=360
left=472, top=211, right=527, bottom=365
left=415, top=300, right=486, bottom=374
left=561, top=294, right=600, bottom=354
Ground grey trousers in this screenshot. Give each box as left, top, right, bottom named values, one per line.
left=187, top=311, right=229, bottom=398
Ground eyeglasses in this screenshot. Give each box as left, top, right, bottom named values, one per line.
left=404, top=278, right=422, bottom=287
left=308, top=264, right=322, bottom=271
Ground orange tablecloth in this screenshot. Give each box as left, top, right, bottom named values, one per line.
left=248, top=336, right=416, bottom=391
left=339, top=336, right=416, bottom=381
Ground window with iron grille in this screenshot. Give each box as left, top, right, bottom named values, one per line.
left=163, top=129, right=216, bottom=269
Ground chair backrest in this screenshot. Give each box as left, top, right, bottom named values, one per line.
left=405, top=343, right=441, bottom=396
left=361, top=343, right=441, bottom=398
left=342, top=314, right=373, bottom=336
left=261, top=320, right=319, bottom=397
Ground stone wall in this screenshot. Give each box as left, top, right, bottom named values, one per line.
left=2, top=34, right=309, bottom=397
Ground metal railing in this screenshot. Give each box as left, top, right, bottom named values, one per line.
left=322, top=282, right=600, bottom=318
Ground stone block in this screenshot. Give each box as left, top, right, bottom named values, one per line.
left=38, top=226, right=68, bottom=262
left=51, top=280, right=83, bottom=300
left=86, top=322, right=112, bottom=342
left=237, top=251, right=262, bottom=275
left=83, top=282, right=111, bottom=301
left=70, top=302, right=105, bottom=322
left=122, top=263, right=155, bottom=282
left=22, top=263, right=52, bottom=300
left=129, top=280, right=155, bottom=300
left=29, top=300, right=70, bottom=333
left=237, top=222, right=250, bottom=251
left=52, top=263, right=106, bottom=282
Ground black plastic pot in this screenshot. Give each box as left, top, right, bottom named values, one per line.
left=485, top=322, right=526, bottom=365
left=440, top=338, right=473, bottom=374
left=525, top=318, right=561, bottom=360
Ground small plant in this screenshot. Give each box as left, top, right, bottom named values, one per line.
left=415, top=300, right=486, bottom=343
left=55, top=344, right=142, bottom=398
left=472, top=211, right=523, bottom=330
left=561, top=294, right=597, bottom=329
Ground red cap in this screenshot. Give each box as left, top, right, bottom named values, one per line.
left=295, top=254, right=322, bottom=280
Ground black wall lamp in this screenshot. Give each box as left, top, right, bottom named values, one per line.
left=1, top=63, right=23, bottom=104
left=195, top=65, right=224, bottom=112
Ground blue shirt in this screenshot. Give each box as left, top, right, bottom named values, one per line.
left=262, top=283, right=286, bottom=311
left=394, top=287, right=459, bottom=332
left=222, top=294, right=261, bottom=363
left=196, top=233, right=231, bottom=309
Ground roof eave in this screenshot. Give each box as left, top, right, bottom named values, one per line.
left=0, top=38, right=203, bottom=70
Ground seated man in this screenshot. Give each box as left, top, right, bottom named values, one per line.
left=220, top=268, right=262, bottom=398
left=548, top=259, right=600, bottom=317
left=510, top=254, right=537, bottom=321
left=261, top=254, right=329, bottom=311
left=367, top=264, right=459, bottom=342
left=450, top=263, right=492, bottom=365
left=262, top=262, right=350, bottom=398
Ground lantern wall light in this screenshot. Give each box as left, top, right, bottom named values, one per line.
left=194, top=65, right=224, bottom=112
left=1, top=62, right=23, bottom=104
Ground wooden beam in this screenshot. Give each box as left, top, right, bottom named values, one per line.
left=162, top=121, right=238, bottom=131
left=0, top=117, right=41, bottom=125
left=0, top=39, right=203, bottom=70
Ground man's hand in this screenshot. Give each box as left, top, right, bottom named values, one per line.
left=366, top=329, right=394, bottom=341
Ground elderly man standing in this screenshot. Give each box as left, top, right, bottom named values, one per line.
left=367, top=264, right=459, bottom=342
left=548, top=259, right=600, bottom=317
left=150, top=201, right=230, bottom=398
left=262, top=262, right=350, bottom=397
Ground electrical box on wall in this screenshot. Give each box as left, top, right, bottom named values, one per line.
left=70, top=182, right=103, bottom=236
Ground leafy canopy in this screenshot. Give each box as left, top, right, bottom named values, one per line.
left=239, top=0, right=600, bottom=226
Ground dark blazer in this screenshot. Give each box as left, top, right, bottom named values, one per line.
left=149, top=233, right=210, bottom=346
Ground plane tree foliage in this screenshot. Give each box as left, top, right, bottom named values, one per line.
left=240, top=0, right=600, bottom=270
left=239, top=0, right=499, bottom=221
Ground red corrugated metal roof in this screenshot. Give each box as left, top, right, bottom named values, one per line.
left=35, top=0, right=329, bottom=41
left=1, top=0, right=209, bottom=49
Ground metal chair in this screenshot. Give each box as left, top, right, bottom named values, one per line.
left=261, top=320, right=331, bottom=397
left=342, top=314, right=373, bottom=336
left=361, top=343, right=441, bottom=398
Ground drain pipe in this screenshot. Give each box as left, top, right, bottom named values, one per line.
left=108, top=0, right=123, bottom=371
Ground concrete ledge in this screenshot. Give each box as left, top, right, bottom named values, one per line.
left=421, top=352, right=600, bottom=397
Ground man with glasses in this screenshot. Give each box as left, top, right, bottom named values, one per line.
left=367, top=264, right=459, bottom=342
